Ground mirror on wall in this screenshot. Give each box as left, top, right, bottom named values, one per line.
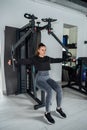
left=63, top=23, right=78, bottom=66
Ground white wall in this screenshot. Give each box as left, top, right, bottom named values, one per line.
left=69, top=27, right=77, bottom=44
left=0, top=0, right=87, bottom=93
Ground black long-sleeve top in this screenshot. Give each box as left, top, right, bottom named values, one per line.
left=17, top=55, right=63, bottom=71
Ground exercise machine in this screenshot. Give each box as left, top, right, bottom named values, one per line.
left=62, top=57, right=87, bottom=95
left=4, top=13, right=74, bottom=109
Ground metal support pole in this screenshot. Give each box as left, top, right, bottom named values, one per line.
left=12, top=29, right=32, bottom=52
left=50, top=31, right=68, bottom=53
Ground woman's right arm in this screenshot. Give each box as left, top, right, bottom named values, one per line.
left=8, top=58, right=33, bottom=66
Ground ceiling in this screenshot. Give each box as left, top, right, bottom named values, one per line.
left=43, top=0, right=87, bottom=15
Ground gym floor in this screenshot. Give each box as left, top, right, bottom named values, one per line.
left=0, top=73, right=87, bottom=130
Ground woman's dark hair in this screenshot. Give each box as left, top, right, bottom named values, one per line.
left=38, top=43, right=46, bottom=48
left=35, top=43, right=46, bottom=55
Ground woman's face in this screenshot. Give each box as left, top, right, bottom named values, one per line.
left=38, top=46, right=46, bottom=57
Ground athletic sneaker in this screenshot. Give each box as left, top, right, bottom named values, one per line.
left=56, top=108, right=66, bottom=118
left=44, top=112, right=55, bottom=124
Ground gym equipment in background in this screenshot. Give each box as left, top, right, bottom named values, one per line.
left=62, top=57, right=87, bottom=95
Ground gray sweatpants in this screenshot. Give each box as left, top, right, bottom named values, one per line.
left=36, top=71, right=63, bottom=112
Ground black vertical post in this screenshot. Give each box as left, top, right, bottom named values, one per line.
left=19, top=32, right=27, bottom=93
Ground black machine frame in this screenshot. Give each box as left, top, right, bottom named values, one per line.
left=11, top=13, right=69, bottom=110
left=12, top=14, right=46, bottom=109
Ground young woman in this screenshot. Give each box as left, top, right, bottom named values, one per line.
left=8, top=43, right=66, bottom=124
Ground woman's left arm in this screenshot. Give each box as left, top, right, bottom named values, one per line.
left=48, top=57, right=64, bottom=63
